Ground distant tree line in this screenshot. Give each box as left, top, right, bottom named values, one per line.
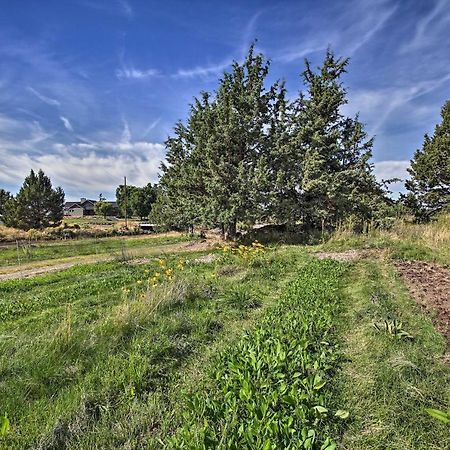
left=151, top=46, right=390, bottom=238
left=116, top=183, right=157, bottom=220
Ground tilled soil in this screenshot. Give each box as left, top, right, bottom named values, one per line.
left=394, top=260, right=450, bottom=346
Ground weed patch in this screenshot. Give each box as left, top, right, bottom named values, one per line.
left=169, top=259, right=347, bottom=449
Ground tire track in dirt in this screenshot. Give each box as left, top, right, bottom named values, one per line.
left=0, top=240, right=211, bottom=281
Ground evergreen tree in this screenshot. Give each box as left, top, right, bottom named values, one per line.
left=287, top=50, right=382, bottom=229
left=10, top=169, right=64, bottom=230
left=0, top=189, right=12, bottom=219
left=155, top=45, right=282, bottom=238
left=406, top=100, right=450, bottom=218
left=153, top=92, right=214, bottom=231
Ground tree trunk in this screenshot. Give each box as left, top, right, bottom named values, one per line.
left=224, top=220, right=237, bottom=241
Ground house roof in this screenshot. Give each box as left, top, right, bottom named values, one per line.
left=64, top=202, right=82, bottom=208
left=64, top=199, right=118, bottom=208
left=80, top=199, right=97, bottom=206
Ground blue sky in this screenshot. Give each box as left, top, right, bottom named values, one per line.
left=0, top=0, right=449, bottom=200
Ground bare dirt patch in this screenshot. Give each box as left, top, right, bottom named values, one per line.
left=313, top=249, right=383, bottom=262
left=394, top=261, right=450, bottom=346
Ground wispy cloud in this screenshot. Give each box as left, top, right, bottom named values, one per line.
left=345, top=2, right=398, bottom=56
left=401, top=0, right=450, bottom=53
left=116, top=67, right=159, bottom=79
left=60, top=116, right=73, bottom=132
left=79, top=0, right=134, bottom=19
left=26, top=86, right=60, bottom=107
left=143, top=118, right=160, bottom=137
left=172, top=60, right=231, bottom=79
left=276, top=45, right=326, bottom=63
left=121, top=118, right=131, bottom=144
left=117, top=0, right=134, bottom=19
left=347, top=72, right=450, bottom=135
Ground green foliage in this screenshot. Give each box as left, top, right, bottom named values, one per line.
left=0, top=188, right=12, bottom=219
left=169, top=259, right=346, bottom=449
left=406, top=100, right=450, bottom=219
left=94, top=200, right=113, bottom=218
left=0, top=413, right=10, bottom=437
left=116, top=184, right=136, bottom=217
left=373, top=319, right=414, bottom=340
left=0, top=244, right=307, bottom=449
left=425, top=407, right=450, bottom=424
left=3, top=169, right=65, bottom=230
left=154, top=45, right=285, bottom=237
left=154, top=46, right=388, bottom=235
left=276, top=50, right=384, bottom=229
left=116, top=183, right=157, bottom=219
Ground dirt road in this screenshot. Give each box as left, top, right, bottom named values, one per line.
left=0, top=240, right=211, bottom=281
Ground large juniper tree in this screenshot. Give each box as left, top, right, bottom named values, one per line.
left=406, top=100, right=450, bottom=218
left=285, top=50, right=382, bottom=229
left=155, top=46, right=282, bottom=237
left=154, top=47, right=386, bottom=236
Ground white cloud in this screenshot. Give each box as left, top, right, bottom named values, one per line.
left=400, top=0, right=450, bottom=53
left=26, top=86, right=60, bottom=107
left=60, top=116, right=73, bottom=132
left=345, top=3, right=397, bottom=56
left=172, top=60, right=231, bottom=79
left=116, top=67, right=159, bottom=79
left=343, top=72, right=450, bottom=135
left=373, top=160, right=410, bottom=197
left=276, top=45, right=326, bottom=63
left=0, top=140, right=165, bottom=199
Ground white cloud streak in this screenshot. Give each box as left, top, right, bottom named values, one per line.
left=116, top=67, right=159, bottom=79
left=401, top=0, right=450, bottom=53
left=26, top=86, right=61, bottom=107
left=172, top=60, right=231, bottom=79
left=60, top=116, right=73, bottom=132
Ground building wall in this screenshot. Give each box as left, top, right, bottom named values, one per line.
left=64, top=207, right=84, bottom=217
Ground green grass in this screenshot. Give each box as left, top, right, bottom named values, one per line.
left=317, top=214, right=450, bottom=266
left=0, top=233, right=188, bottom=267
left=333, top=260, right=450, bottom=449
left=0, top=246, right=308, bottom=449
left=1, top=237, right=449, bottom=449
left=169, top=259, right=347, bottom=449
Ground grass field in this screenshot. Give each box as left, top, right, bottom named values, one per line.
left=0, top=233, right=188, bottom=268
left=1, top=223, right=449, bottom=449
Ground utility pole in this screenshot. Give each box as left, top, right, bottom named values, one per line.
left=124, top=176, right=128, bottom=229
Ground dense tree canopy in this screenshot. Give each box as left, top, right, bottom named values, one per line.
left=4, top=169, right=64, bottom=230
left=116, top=183, right=157, bottom=219
left=406, top=100, right=450, bottom=219
left=153, top=47, right=386, bottom=237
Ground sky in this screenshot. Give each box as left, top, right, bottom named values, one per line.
left=0, top=0, right=449, bottom=200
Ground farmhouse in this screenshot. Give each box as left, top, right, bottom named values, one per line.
left=64, top=198, right=119, bottom=217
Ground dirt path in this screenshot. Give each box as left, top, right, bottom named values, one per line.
left=0, top=240, right=212, bottom=281
left=312, top=249, right=384, bottom=262
left=394, top=260, right=450, bottom=346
